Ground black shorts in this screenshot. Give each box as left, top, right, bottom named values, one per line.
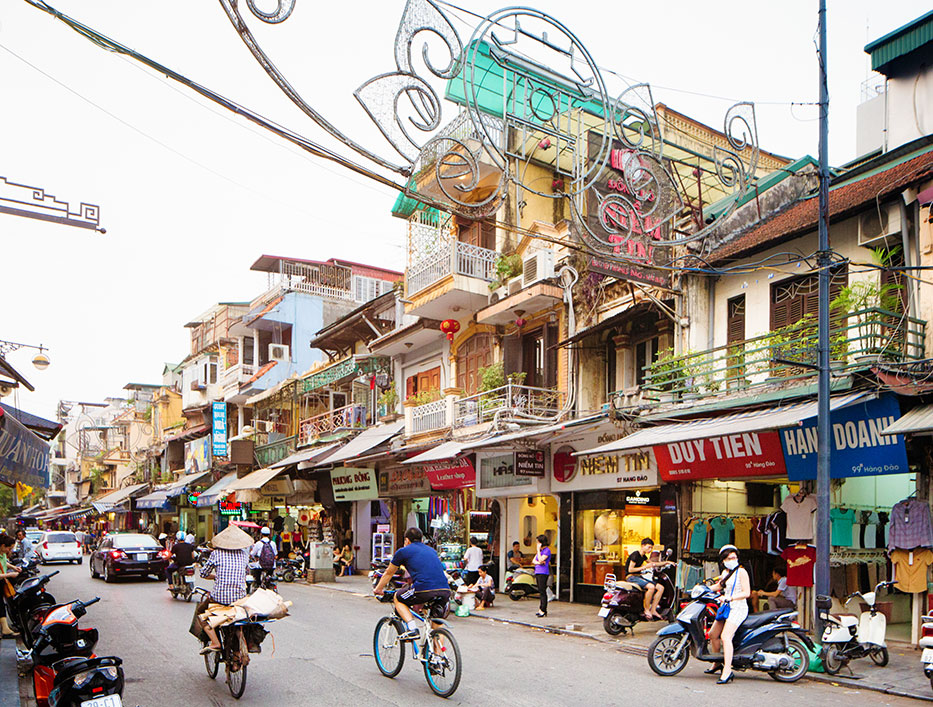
left=397, top=587, right=451, bottom=619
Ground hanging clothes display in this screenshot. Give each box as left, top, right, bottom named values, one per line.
left=781, top=544, right=816, bottom=587
left=709, top=516, right=734, bottom=548
left=732, top=517, right=753, bottom=549
left=830, top=507, right=856, bottom=547
left=781, top=492, right=816, bottom=540
left=890, top=548, right=933, bottom=593
left=863, top=511, right=879, bottom=550
left=688, top=518, right=709, bottom=554
left=888, top=497, right=933, bottom=551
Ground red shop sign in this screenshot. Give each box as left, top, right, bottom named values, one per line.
left=423, top=458, right=476, bottom=490
left=653, top=431, right=786, bottom=482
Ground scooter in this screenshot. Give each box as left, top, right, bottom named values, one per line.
left=274, top=558, right=305, bottom=583
left=598, top=550, right=677, bottom=635
left=818, top=581, right=894, bottom=674
left=47, top=656, right=125, bottom=707
left=920, top=614, right=933, bottom=689
left=7, top=570, right=60, bottom=648
left=167, top=565, right=196, bottom=602
left=647, top=582, right=812, bottom=682
left=504, top=568, right=551, bottom=601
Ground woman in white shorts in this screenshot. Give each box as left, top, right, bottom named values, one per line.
left=707, top=544, right=750, bottom=684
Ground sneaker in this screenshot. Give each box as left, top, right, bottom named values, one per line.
left=398, top=629, right=420, bottom=641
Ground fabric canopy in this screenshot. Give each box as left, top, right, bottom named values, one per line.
left=402, top=442, right=464, bottom=464
left=164, top=469, right=212, bottom=497
left=880, top=405, right=933, bottom=435
left=135, top=491, right=172, bottom=510
left=323, top=420, right=405, bottom=465
left=577, top=393, right=871, bottom=456
left=226, top=467, right=284, bottom=492
left=460, top=414, right=607, bottom=450
left=272, top=442, right=343, bottom=469
left=91, top=482, right=149, bottom=513
left=196, top=472, right=239, bottom=507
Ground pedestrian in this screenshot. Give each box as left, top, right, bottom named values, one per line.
left=707, top=545, right=751, bottom=684
left=532, top=534, right=551, bottom=618
left=462, top=537, right=484, bottom=586
left=15, top=528, right=37, bottom=564
left=0, top=533, right=21, bottom=638
left=468, top=564, right=495, bottom=610
left=249, top=527, right=277, bottom=585
left=750, top=565, right=795, bottom=612
left=507, top=541, right=523, bottom=570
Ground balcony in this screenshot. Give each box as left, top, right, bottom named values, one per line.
left=453, top=384, right=565, bottom=430
left=254, top=435, right=297, bottom=467
left=405, top=240, right=498, bottom=318
left=222, top=363, right=256, bottom=403
left=409, top=398, right=449, bottom=435
left=298, top=404, right=369, bottom=447
left=637, top=307, right=926, bottom=401
left=260, top=259, right=355, bottom=303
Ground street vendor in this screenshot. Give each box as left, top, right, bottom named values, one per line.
left=198, top=524, right=252, bottom=655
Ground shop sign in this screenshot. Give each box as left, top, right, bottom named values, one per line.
left=515, top=450, right=546, bottom=477
left=376, top=523, right=390, bottom=533
left=212, top=402, right=227, bottom=457
left=654, top=432, right=786, bottom=481
left=330, top=467, right=379, bottom=502
left=378, top=465, right=431, bottom=496
left=552, top=444, right=657, bottom=492
left=187, top=492, right=200, bottom=506
left=184, top=436, right=212, bottom=475
left=218, top=498, right=243, bottom=516
left=0, top=410, right=50, bottom=489
left=782, top=394, right=908, bottom=481
left=424, top=458, right=476, bottom=490
left=625, top=489, right=660, bottom=506
left=479, top=453, right=533, bottom=491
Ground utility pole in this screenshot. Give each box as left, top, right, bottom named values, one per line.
left=815, top=0, right=832, bottom=636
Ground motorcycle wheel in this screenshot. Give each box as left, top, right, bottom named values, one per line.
left=508, top=588, right=525, bottom=601
left=821, top=645, right=844, bottom=675
left=283, top=569, right=295, bottom=583
left=769, top=635, right=810, bottom=683
left=603, top=610, right=628, bottom=636
left=647, top=635, right=690, bottom=676
left=869, top=646, right=889, bottom=667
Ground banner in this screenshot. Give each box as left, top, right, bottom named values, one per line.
left=379, top=465, right=431, bottom=497
left=330, top=467, right=379, bottom=502
left=653, top=431, right=786, bottom=481
left=212, top=402, right=227, bottom=457
left=0, top=408, right=50, bottom=488
left=515, top=450, right=546, bottom=477
left=185, top=436, right=212, bottom=475
left=424, top=458, right=476, bottom=490
left=782, top=395, right=908, bottom=480
left=552, top=444, right=657, bottom=492
left=479, top=453, right=533, bottom=491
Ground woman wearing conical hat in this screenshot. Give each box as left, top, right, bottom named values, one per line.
left=198, top=524, right=253, bottom=654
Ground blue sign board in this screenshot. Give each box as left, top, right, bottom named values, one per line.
left=212, top=402, right=227, bottom=458
left=0, top=410, right=50, bottom=488
left=781, top=394, right=908, bottom=481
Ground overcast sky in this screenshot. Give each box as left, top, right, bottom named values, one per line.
left=1, top=0, right=929, bottom=421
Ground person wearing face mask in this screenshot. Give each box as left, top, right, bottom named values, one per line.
left=705, top=545, right=750, bottom=685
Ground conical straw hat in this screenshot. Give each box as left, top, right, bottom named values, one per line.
left=210, top=524, right=253, bottom=550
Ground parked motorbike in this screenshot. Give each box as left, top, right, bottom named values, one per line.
left=7, top=570, right=60, bottom=648
left=599, top=550, right=677, bottom=635
left=246, top=569, right=278, bottom=595
left=818, top=582, right=894, bottom=674
left=274, top=558, right=305, bottom=583
left=920, top=614, right=933, bottom=688
left=167, top=565, right=197, bottom=602
left=504, top=568, right=551, bottom=601
left=647, top=582, right=811, bottom=682
left=47, top=656, right=125, bottom=707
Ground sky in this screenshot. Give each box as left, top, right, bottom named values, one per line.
left=1, top=0, right=930, bottom=421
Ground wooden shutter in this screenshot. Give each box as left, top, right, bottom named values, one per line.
left=503, top=334, right=522, bottom=378
left=544, top=323, right=558, bottom=389
left=457, top=334, right=492, bottom=394
left=727, top=296, right=745, bottom=345
left=405, top=375, right=416, bottom=400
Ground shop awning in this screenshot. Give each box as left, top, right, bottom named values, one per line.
left=272, top=442, right=343, bottom=469
left=163, top=425, right=210, bottom=444
left=196, top=472, right=239, bottom=507
left=226, top=467, right=284, bottom=493
left=60, top=507, right=93, bottom=520
left=461, top=414, right=608, bottom=450
left=135, top=491, right=172, bottom=510
left=164, top=469, right=212, bottom=497
left=576, top=392, right=871, bottom=456
left=402, top=442, right=464, bottom=464
left=0, top=406, right=51, bottom=489
left=17, top=502, right=45, bottom=516
left=880, top=404, right=933, bottom=435
left=90, top=482, right=149, bottom=513
left=323, top=420, right=405, bottom=465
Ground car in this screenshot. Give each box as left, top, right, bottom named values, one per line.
left=25, top=529, right=44, bottom=546
left=37, top=531, right=82, bottom=565
left=90, top=533, right=169, bottom=583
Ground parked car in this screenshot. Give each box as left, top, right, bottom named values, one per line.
left=37, top=531, right=82, bottom=565
left=89, top=533, right=169, bottom=583
left=25, top=529, right=44, bottom=546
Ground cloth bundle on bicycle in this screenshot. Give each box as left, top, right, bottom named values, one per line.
left=238, top=588, right=291, bottom=620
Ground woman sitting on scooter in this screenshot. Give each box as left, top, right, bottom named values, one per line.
left=625, top=538, right=672, bottom=621
left=706, top=545, right=751, bottom=685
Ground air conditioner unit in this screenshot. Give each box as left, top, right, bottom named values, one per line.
left=507, top=275, right=524, bottom=297
left=269, top=344, right=290, bottom=362
left=488, top=285, right=509, bottom=305
left=522, top=249, right=556, bottom=288
left=858, top=203, right=902, bottom=246
left=254, top=420, right=274, bottom=433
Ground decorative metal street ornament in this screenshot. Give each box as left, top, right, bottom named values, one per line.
left=0, top=175, right=102, bottom=231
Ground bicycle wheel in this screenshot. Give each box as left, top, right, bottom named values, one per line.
left=373, top=616, right=406, bottom=678
left=226, top=663, right=247, bottom=699
left=423, top=627, right=462, bottom=698
left=204, top=646, right=219, bottom=679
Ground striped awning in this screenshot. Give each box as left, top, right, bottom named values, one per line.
left=880, top=404, right=933, bottom=435
left=135, top=491, right=172, bottom=510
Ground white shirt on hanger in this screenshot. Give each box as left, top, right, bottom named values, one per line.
left=781, top=493, right=817, bottom=540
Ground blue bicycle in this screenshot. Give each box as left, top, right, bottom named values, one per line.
left=372, top=588, right=462, bottom=698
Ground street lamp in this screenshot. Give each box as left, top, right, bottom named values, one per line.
left=0, top=340, right=51, bottom=370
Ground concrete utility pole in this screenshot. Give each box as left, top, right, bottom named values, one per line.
left=815, top=0, right=831, bottom=635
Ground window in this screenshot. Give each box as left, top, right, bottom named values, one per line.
left=456, top=218, right=496, bottom=249
left=353, top=275, right=394, bottom=303
left=242, top=337, right=255, bottom=366
left=504, top=325, right=558, bottom=389
left=457, top=334, right=493, bottom=394
left=405, top=367, right=441, bottom=401
left=633, top=337, right=658, bottom=388
left=727, top=295, right=746, bottom=382
left=201, top=359, right=218, bottom=386
left=770, top=268, right=846, bottom=330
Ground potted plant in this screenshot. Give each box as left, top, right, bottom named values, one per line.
left=647, top=347, right=680, bottom=402
left=377, top=388, right=399, bottom=421
left=488, top=253, right=522, bottom=292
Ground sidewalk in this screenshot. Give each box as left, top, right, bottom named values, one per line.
left=304, top=575, right=933, bottom=701
left=0, top=638, right=21, bottom=707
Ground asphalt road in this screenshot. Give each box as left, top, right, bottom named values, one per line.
left=28, top=562, right=916, bottom=706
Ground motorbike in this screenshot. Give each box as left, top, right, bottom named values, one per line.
left=167, top=565, right=197, bottom=602
left=246, top=568, right=278, bottom=594
left=818, top=582, right=894, bottom=674
left=920, top=614, right=933, bottom=689
left=599, top=550, right=677, bottom=635
left=504, top=568, right=551, bottom=601
left=647, top=582, right=812, bottom=682
left=7, top=570, right=60, bottom=648
left=18, top=597, right=125, bottom=707
left=273, top=558, right=305, bottom=583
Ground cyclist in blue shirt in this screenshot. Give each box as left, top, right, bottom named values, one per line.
left=373, top=527, right=450, bottom=640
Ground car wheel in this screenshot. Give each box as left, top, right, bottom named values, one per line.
left=90, top=558, right=100, bottom=579
left=77, top=557, right=83, bottom=566
left=103, top=562, right=114, bottom=583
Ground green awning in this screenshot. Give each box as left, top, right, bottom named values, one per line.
left=300, top=355, right=388, bottom=394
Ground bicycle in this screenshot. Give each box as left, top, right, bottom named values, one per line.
left=194, top=588, right=274, bottom=700
left=372, top=588, right=462, bottom=698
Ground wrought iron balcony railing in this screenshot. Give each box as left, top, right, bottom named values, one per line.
left=254, top=435, right=297, bottom=467
left=298, top=404, right=369, bottom=446
left=638, top=307, right=926, bottom=400
left=410, top=399, right=448, bottom=435
left=453, top=384, right=564, bottom=429
left=407, top=240, right=497, bottom=296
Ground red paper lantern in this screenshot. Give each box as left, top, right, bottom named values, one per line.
left=440, top=319, right=461, bottom=341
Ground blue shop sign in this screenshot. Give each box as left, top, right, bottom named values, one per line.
left=212, top=402, right=227, bottom=457
left=781, top=394, right=908, bottom=481
left=0, top=408, right=50, bottom=488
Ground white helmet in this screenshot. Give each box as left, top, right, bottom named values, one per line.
left=185, top=534, right=195, bottom=544
left=260, top=527, right=271, bottom=536
left=176, top=531, right=185, bottom=541
left=158, top=533, right=167, bottom=540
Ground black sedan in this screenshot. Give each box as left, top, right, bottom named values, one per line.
left=90, top=533, right=170, bottom=582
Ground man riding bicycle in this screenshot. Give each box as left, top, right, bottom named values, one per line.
left=373, top=527, right=450, bottom=640
left=198, top=524, right=252, bottom=654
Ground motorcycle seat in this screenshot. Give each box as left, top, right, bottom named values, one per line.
left=738, top=610, right=789, bottom=632
left=614, top=580, right=638, bottom=591
left=920, top=636, right=933, bottom=649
